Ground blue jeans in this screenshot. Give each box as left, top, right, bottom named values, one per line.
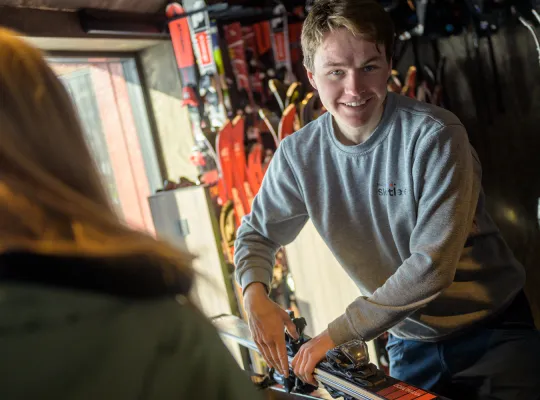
left=387, top=294, right=540, bottom=399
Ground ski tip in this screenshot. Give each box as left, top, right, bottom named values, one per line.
left=165, top=2, right=184, bottom=18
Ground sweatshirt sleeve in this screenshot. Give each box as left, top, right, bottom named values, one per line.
left=234, top=142, right=309, bottom=293
left=328, top=124, right=480, bottom=345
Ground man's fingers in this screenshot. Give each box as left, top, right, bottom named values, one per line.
left=275, top=343, right=290, bottom=378
left=295, top=349, right=315, bottom=386
left=274, top=332, right=290, bottom=377
left=283, top=315, right=299, bottom=340
left=305, top=357, right=318, bottom=386
left=291, top=353, right=298, bottom=370
left=254, top=336, right=276, bottom=371
left=300, top=357, right=312, bottom=385
left=260, top=341, right=280, bottom=374
left=293, top=348, right=305, bottom=379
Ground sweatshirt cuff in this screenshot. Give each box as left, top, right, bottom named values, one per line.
left=239, top=267, right=273, bottom=293
left=327, top=313, right=361, bottom=345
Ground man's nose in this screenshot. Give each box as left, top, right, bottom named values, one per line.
left=344, top=70, right=366, bottom=96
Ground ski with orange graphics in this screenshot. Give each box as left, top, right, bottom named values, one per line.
left=278, top=103, right=298, bottom=142
left=231, top=116, right=253, bottom=213
left=246, top=143, right=264, bottom=195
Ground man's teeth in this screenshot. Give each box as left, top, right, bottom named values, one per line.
left=344, top=99, right=368, bottom=107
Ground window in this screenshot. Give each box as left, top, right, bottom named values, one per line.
left=49, top=57, right=161, bottom=234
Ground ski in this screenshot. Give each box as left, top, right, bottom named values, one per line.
left=258, top=107, right=280, bottom=145
left=167, top=3, right=223, bottom=190
left=231, top=115, right=252, bottom=213
left=216, top=121, right=236, bottom=206
left=224, top=22, right=256, bottom=115
left=210, top=18, right=233, bottom=118
left=288, top=19, right=305, bottom=85
left=269, top=78, right=288, bottom=113
left=298, top=91, right=323, bottom=128
left=401, top=66, right=417, bottom=99
left=270, top=3, right=296, bottom=84
left=242, top=23, right=267, bottom=109
left=285, top=81, right=304, bottom=108
left=182, top=0, right=226, bottom=129
left=212, top=314, right=448, bottom=400
left=246, top=143, right=264, bottom=195
left=278, top=103, right=298, bottom=142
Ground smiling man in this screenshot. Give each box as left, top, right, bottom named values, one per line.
left=234, top=0, right=540, bottom=398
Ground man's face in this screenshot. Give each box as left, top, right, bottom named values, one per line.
left=306, top=28, right=391, bottom=130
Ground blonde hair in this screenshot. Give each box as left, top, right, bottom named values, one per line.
left=301, top=0, right=395, bottom=71
left=0, top=28, right=193, bottom=291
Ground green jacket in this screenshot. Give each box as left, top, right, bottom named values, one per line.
left=0, top=252, right=263, bottom=400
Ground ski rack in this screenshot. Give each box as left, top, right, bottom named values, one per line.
left=79, top=2, right=298, bottom=36
left=166, top=2, right=303, bottom=25
left=166, top=3, right=230, bottom=22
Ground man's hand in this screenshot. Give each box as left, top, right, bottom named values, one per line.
left=244, top=283, right=299, bottom=377
left=291, top=329, right=336, bottom=386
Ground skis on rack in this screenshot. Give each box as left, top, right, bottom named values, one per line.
left=182, top=0, right=227, bottom=130
left=231, top=115, right=253, bottom=213
left=217, top=120, right=244, bottom=221
left=387, top=69, right=402, bottom=93
left=401, top=66, right=417, bottom=99
left=212, top=314, right=448, bottom=400
left=288, top=19, right=305, bottom=86
left=167, top=3, right=223, bottom=191
left=210, top=19, right=234, bottom=118
left=259, top=107, right=280, bottom=145
left=246, top=143, right=264, bottom=196
left=269, top=78, right=288, bottom=113
left=242, top=23, right=268, bottom=111
left=224, top=22, right=255, bottom=114
left=285, top=81, right=304, bottom=108
left=298, top=91, right=323, bottom=128
left=270, top=3, right=296, bottom=84
left=278, top=103, right=298, bottom=142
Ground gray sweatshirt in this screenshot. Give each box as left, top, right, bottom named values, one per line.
left=234, top=92, right=525, bottom=345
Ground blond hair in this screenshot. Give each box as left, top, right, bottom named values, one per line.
left=301, top=0, right=395, bottom=71
left=0, top=28, right=193, bottom=291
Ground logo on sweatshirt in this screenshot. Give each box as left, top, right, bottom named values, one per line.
left=377, top=182, right=408, bottom=196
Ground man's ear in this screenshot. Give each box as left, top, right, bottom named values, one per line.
left=306, top=67, right=317, bottom=90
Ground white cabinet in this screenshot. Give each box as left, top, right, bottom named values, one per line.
left=148, top=186, right=246, bottom=365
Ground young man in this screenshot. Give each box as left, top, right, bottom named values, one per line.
left=234, top=0, right=540, bottom=398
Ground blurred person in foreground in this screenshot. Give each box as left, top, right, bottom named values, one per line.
left=0, top=27, right=263, bottom=400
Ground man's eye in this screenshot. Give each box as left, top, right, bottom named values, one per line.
left=364, top=65, right=378, bottom=72
left=329, top=70, right=344, bottom=76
